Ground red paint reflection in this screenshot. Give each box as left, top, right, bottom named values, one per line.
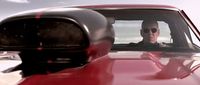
left=141, top=52, right=196, bottom=79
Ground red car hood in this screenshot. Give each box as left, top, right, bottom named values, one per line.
left=18, top=51, right=200, bottom=85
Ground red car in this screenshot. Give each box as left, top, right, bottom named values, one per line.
left=1, top=4, right=200, bottom=85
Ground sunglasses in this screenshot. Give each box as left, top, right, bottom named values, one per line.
left=142, top=28, right=158, bottom=33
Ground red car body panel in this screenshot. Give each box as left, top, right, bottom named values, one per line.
left=2, top=4, right=199, bottom=85
left=18, top=51, right=200, bottom=85
left=77, top=4, right=178, bottom=10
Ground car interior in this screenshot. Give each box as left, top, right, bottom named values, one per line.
left=95, top=9, right=200, bottom=52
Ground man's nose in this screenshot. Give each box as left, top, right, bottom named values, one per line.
left=149, top=30, right=153, bottom=34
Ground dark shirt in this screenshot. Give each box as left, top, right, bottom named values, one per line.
left=128, top=41, right=168, bottom=50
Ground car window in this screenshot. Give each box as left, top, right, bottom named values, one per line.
left=113, top=20, right=171, bottom=44
left=96, top=9, right=200, bottom=52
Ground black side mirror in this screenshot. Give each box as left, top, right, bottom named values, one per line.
left=0, top=8, right=115, bottom=77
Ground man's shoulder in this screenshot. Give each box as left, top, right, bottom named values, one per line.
left=128, top=41, right=172, bottom=48
left=128, top=41, right=171, bottom=47
left=128, top=41, right=143, bottom=46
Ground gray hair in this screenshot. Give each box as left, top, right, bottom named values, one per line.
left=141, top=19, right=158, bottom=29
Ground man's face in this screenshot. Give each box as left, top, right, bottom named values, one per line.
left=141, top=22, right=159, bottom=44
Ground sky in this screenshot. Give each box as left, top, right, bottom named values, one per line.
left=0, top=0, right=200, bottom=29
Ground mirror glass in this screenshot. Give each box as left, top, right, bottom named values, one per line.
left=0, top=18, right=88, bottom=50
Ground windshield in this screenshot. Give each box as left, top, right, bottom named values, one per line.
left=95, top=9, right=200, bottom=52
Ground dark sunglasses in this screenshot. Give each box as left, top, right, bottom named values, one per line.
left=142, top=28, right=158, bottom=33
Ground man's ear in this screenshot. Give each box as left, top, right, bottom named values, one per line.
left=158, top=29, right=160, bottom=35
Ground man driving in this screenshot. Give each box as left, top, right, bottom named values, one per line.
left=134, top=19, right=166, bottom=50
